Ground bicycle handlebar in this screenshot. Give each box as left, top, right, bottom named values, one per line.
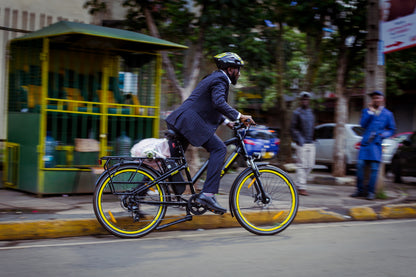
left=232, top=119, right=255, bottom=131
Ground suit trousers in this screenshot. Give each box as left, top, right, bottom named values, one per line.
left=167, top=123, right=226, bottom=194
left=201, top=134, right=227, bottom=194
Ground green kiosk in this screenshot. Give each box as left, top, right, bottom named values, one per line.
left=4, top=21, right=186, bottom=195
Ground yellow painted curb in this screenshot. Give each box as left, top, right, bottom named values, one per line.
left=161, top=214, right=240, bottom=231
left=379, top=204, right=416, bottom=219
left=0, top=208, right=370, bottom=240
left=164, top=209, right=347, bottom=231
left=293, top=209, right=346, bottom=223
left=349, top=206, right=377, bottom=221
left=0, top=219, right=107, bottom=241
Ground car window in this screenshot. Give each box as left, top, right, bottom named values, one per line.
left=269, top=128, right=280, bottom=138
left=395, top=133, right=412, bottom=143
left=315, top=126, right=333, bottom=139
left=247, top=130, right=272, bottom=140
left=268, top=130, right=278, bottom=138
left=352, top=126, right=365, bottom=136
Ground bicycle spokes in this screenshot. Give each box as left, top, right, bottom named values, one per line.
left=230, top=165, right=298, bottom=235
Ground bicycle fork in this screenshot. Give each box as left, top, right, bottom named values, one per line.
left=229, top=160, right=271, bottom=218
left=247, top=160, right=271, bottom=204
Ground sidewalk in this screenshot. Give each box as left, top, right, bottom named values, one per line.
left=1, top=166, right=416, bottom=240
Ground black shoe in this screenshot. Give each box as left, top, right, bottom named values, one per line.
left=196, top=193, right=226, bottom=215
left=350, top=191, right=366, bottom=198
left=366, top=192, right=375, bottom=200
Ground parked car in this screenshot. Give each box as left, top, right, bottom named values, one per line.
left=314, top=123, right=364, bottom=170
left=242, top=126, right=280, bottom=160
left=314, top=123, right=400, bottom=171
left=391, top=131, right=416, bottom=183
left=381, top=137, right=399, bottom=166
left=390, top=132, right=413, bottom=146
left=381, top=132, right=412, bottom=168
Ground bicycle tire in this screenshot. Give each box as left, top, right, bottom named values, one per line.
left=230, top=164, right=298, bottom=235
left=93, top=163, right=167, bottom=238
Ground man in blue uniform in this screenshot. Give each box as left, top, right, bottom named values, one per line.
left=166, top=52, right=254, bottom=214
left=351, top=90, right=396, bottom=200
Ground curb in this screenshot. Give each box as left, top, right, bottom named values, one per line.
left=0, top=219, right=107, bottom=240
left=349, top=206, right=378, bottom=220
left=294, top=209, right=347, bottom=223
left=379, top=204, right=416, bottom=219
left=1, top=204, right=415, bottom=241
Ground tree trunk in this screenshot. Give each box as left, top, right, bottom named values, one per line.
left=275, top=21, right=292, bottom=164
left=304, top=34, right=322, bottom=92
left=332, top=46, right=348, bottom=177
left=144, top=6, right=203, bottom=189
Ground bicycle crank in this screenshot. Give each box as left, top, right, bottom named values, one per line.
left=187, top=195, right=208, bottom=215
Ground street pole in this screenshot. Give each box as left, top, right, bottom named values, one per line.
left=365, top=0, right=386, bottom=196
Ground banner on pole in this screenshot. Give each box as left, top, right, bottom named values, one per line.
left=380, top=0, right=416, bottom=53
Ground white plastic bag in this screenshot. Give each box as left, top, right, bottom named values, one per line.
left=130, top=138, right=171, bottom=158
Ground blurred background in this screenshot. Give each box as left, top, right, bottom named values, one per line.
left=1, top=0, right=415, bottom=194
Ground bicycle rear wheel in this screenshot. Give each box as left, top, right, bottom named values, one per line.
left=230, top=165, right=298, bottom=235
left=93, top=163, right=167, bottom=238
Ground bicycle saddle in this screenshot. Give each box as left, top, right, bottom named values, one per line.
left=165, top=129, right=178, bottom=140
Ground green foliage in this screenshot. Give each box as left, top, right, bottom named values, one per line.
left=197, top=0, right=268, bottom=68
left=122, top=0, right=195, bottom=39
left=386, top=47, right=416, bottom=95
left=83, top=0, right=107, bottom=14
left=84, top=0, right=372, bottom=106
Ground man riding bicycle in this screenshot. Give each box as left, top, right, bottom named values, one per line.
left=166, top=52, right=255, bottom=214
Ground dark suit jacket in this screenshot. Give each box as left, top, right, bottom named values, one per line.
left=166, top=70, right=239, bottom=146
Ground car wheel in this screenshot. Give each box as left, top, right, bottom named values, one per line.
left=392, top=157, right=402, bottom=183
left=394, top=172, right=402, bottom=183
left=326, top=164, right=332, bottom=172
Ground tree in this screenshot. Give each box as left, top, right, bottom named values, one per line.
left=257, top=1, right=308, bottom=163
left=327, top=0, right=367, bottom=177
left=386, top=47, right=416, bottom=96
left=284, top=0, right=367, bottom=176
left=84, top=0, right=270, bottom=186
left=84, top=1, right=369, bottom=178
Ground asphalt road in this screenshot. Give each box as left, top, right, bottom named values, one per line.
left=1, top=220, right=416, bottom=277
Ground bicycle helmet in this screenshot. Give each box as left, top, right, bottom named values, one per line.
left=214, top=52, right=244, bottom=69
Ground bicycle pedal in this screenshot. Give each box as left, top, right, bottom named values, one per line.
left=211, top=209, right=225, bottom=215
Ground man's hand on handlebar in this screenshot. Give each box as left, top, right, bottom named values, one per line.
left=226, top=121, right=235, bottom=129
left=240, top=114, right=256, bottom=127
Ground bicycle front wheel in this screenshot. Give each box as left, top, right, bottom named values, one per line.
left=93, top=163, right=167, bottom=238
left=230, top=165, right=298, bottom=235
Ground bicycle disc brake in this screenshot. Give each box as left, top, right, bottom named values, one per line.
left=187, top=195, right=208, bottom=215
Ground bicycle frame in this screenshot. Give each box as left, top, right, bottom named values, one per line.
left=94, top=123, right=290, bottom=234
left=99, top=123, right=269, bottom=213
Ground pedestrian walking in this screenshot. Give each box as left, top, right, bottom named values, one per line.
left=290, top=91, right=315, bottom=196
left=351, top=90, right=396, bottom=200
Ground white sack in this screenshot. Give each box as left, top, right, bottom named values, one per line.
left=130, top=138, right=171, bottom=158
